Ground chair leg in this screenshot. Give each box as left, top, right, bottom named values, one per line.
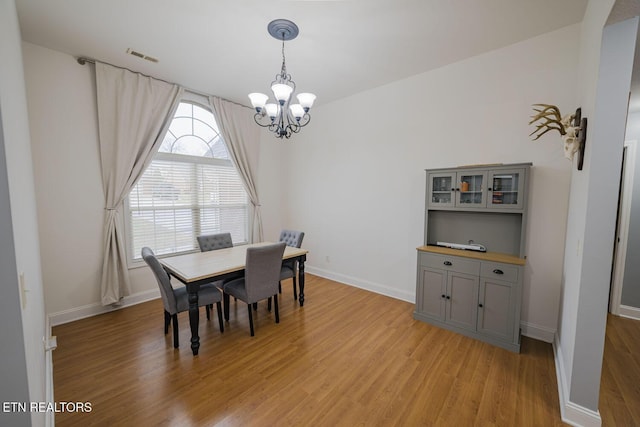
left=223, top=293, right=230, bottom=321
left=164, top=310, right=171, bottom=334
left=292, top=277, right=297, bottom=300
left=267, top=297, right=272, bottom=312
left=172, top=314, right=179, bottom=348
left=253, top=302, right=258, bottom=311
left=279, top=281, right=282, bottom=294
left=247, top=304, right=255, bottom=336
left=205, top=304, right=211, bottom=321
left=216, top=301, right=224, bottom=333
left=274, top=294, right=279, bottom=324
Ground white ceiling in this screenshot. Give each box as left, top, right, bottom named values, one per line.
left=16, top=0, right=588, bottom=107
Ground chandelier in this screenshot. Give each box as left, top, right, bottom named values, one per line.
left=248, top=19, right=316, bottom=139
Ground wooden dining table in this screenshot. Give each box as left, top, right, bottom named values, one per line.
left=159, top=242, right=309, bottom=355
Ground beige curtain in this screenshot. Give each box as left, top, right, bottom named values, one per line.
left=209, top=96, right=264, bottom=242
left=96, top=62, right=183, bottom=305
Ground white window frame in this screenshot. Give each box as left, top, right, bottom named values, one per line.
left=125, top=97, right=251, bottom=267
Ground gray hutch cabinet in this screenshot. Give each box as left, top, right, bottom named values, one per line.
left=414, top=163, right=531, bottom=352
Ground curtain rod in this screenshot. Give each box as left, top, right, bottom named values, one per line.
left=76, top=56, right=251, bottom=110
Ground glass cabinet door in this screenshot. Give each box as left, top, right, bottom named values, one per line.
left=487, top=169, right=525, bottom=209
left=456, top=172, right=486, bottom=207
left=428, top=173, right=455, bottom=207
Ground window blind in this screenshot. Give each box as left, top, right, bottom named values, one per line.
left=128, top=154, right=248, bottom=260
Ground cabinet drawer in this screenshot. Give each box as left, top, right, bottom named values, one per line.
left=420, top=253, right=480, bottom=275
left=480, top=262, right=519, bottom=283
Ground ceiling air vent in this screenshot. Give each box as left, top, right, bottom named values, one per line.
left=126, top=48, right=159, bottom=63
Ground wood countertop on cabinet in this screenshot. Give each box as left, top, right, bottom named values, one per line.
left=417, top=245, right=526, bottom=266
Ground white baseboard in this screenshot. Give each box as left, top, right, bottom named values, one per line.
left=305, top=266, right=415, bottom=303
left=553, top=334, right=602, bottom=427
left=619, top=304, right=640, bottom=321
left=48, top=288, right=160, bottom=326
left=520, top=321, right=555, bottom=342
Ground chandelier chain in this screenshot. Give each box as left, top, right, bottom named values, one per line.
left=280, top=36, right=287, bottom=77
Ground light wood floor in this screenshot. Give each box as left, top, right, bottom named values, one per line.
left=53, top=274, right=567, bottom=426
left=600, top=313, right=640, bottom=426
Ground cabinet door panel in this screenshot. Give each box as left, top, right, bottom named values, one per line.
left=456, top=172, right=487, bottom=207
left=418, top=267, right=446, bottom=320
left=428, top=173, right=456, bottom=208
left=477, top=278, right=515, bottom=340
left=487, top=169, right=525, bottom=209
left=446, top=272, right=478, bottom=331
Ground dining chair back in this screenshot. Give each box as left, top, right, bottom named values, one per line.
left=279, top=229, right=305, bottom=248
left=197, top=232, right=233, bottom=252
left=223, top=242, right=286, bottom=336
left=279, top=229, right=305, bottom=299
left=197, top=232, right=241, bottom=311
left=245, top=242, right=287, bottom=303
left=142, top=246, right=178, bottom=313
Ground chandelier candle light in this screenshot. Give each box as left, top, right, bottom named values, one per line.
left=249, top=19, right=316, bottom=139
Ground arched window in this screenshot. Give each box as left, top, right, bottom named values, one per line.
left=127, top=101, right=249, bottom=261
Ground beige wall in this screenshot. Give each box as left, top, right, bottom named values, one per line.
left=259, top=24, right=579, bottom=339
left=23, top=42, right=107, bottom=315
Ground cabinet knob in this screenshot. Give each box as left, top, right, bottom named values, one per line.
left=478, top=303, right=483, bottom=308
left=443, top=261, right=452, bottom=266
left=488, top=187, right=493, bottom=191
left=446, top=295, right=451, bottom=300
left=493, top=269, right=504, bottom=275
left=441, top=294, right=446, bottom=299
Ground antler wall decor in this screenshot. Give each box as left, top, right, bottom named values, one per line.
left=529, top=103, right=587, bottom=170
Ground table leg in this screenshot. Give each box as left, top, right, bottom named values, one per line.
left=298, top=255, right=306, bottom=306
left=188, top=286, right=200, bottom=356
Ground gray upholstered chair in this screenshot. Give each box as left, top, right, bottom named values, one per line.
left=141, top=247, right=224, bottom=348
left=197, top=232, right=241, bottom=308
left=223, top=242, right=286, bottom=336
left=197, top=232, right=233, bottom=252
left=279, top=229, right=305, bottom=299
